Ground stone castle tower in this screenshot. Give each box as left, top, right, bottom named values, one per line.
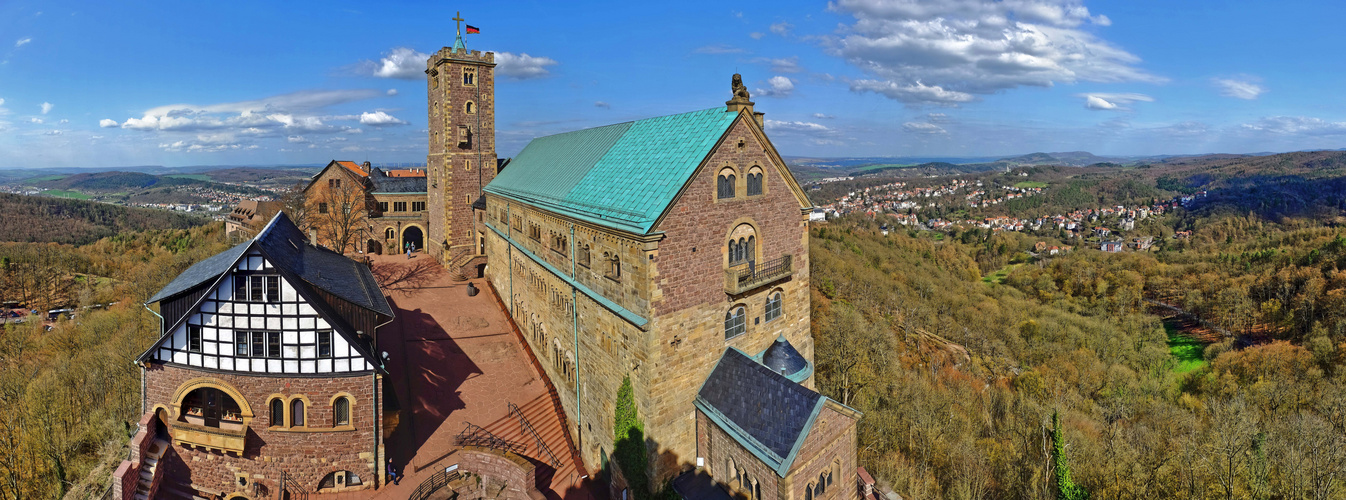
left=426, top=23, right=497, bottom=274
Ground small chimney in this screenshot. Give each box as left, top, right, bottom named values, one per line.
left=309, top=229, right=317, bottom=245
left=361, top=161, right=372, bottom=173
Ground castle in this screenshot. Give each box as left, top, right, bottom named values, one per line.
left=116, top=21, right=859, bottom=500
left=429, top=29, right=860, bottom=499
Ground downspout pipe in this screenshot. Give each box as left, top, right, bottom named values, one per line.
left=141, top=303, right=163, bottom=414
left=570, top=223, right=581, bottom=453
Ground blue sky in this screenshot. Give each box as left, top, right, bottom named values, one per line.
left=2, top=0, right=1345, bottom=168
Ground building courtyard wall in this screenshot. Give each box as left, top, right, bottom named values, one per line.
left=143, top=363, right=380, bottom=496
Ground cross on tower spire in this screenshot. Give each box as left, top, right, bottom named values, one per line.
left=452, top=11, right=467, bottom=52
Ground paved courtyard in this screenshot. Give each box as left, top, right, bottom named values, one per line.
left=355, top=253, right=599, bottom=499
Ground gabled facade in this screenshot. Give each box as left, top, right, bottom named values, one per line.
left=135, top=212, right=392, bottom=498
left=304, top=159, right=430, bottom=255
left=693, top=348, right=859, bottom=500
left=479, top=78, right=817, bottom=480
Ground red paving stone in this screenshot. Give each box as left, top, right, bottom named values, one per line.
left=342, top=253, right=599, bottom=500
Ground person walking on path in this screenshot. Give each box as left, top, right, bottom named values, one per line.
left=387, top=458, right=401, bottom=485
left=405, top=241, right=412, bottom=260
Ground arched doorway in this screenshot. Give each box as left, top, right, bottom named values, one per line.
left=402, top=226, right=424, bottom=252
left=366, top=239, right=381, bottom=255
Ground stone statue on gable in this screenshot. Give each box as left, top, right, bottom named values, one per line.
left=731, top=73, right=752, bottom=102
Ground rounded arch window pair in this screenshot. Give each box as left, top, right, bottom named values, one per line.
left=728, top=235, right=755, bottom=266
left=765, top=290, right=783, bottom=322
left=724, top=306, right=746, bottom=339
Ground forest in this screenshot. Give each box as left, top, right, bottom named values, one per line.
left=810, top=203, right=1346, bottom=498
left=0, top=193, right=206, bottom=245
left=0, top=223, right=231, bottom=499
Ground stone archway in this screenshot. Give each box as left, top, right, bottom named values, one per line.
left=402, top=226, right=424, bottom=252
left=366, top=239, right=381, bottom=255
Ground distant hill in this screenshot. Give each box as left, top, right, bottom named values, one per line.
left=0, top=192, right=207, bottom=245
left=38, top=171, right=183, bottom=190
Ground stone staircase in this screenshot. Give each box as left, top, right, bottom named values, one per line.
left=131, top=439, right=169, bottom=500
left=481, top=396, right=587, bottom=496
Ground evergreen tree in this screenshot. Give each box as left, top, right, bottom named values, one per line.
left=1052, top=411, right=1089, bottom=500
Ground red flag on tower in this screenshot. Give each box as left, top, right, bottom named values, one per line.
left=465, top=25, right=480, bottom=34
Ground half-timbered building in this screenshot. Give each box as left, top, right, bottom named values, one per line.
left=135, top=211, right=392, bottom=498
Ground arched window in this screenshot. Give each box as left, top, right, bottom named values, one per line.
left=579, top=244, right=591, bottom=268
left=269, top=398, right=284, bottom=427
left=385, top=227, right=395, bottom=240
left=333, top=397, right=350, bottom=426
left=805, top=485, right=813, bottom=500
left=729, top=235, right=755, bottom=266
left=179, top=387, right=242, bottom=428
left=290, top=399, right=305, bottom=427
left=765, top=291, right=783, bottom=322
left=607, top=254, right=621, bottom=280
left=725, top=307, right=746, bottom=339
left=747, top=167, right=763, bottom=196
left=717, top=171, right=736, bottom=199
left=465, top=101, right=475, bottom=114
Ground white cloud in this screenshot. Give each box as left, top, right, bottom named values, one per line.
left=14, top=38, right=31, bottom=48
left=1240, top=116, right=1346, bottom=136
left=902, top=121, right=947, bottom=134
left=287, top=135, right=308, bottom=143
left=752, top=56, right=802, bottom=73
left=693, top=44, right=746, bottom=55
left=495, top=52, right=559, bottom=79
left=765, top=119, right=833, bottom=133
left=44, top=130, right=61, bottom=136
left=359, top=111, right=407, bottom=126
left=40, top=102, right=52, bottom=114
left=360, top=47, right=430, bottom=80
left=99, top=119, right=118, bottom=128
left=28, top=117, right=42, bottom=124
left=827, top=0, right=1162, bottom=105
left=849, top=80, right=975, bottom=105
left=1213, top=77, right=1265, bottom=100
left=756, top=76, right=795, bottom=98
left=118, top=89, right=381, bottom=133
left=750, top=32, right=765, bottom=40
left=926, top=112, right=950, bottom=122
left=813, top=113, right=836, bottom=119
left=1077, top=92, right=1153, bottom=111
left=159, top=140, right=242, bottom=153
left=769, top=22, right=794, bottom=37
left=386, top=88, right=399, bottom=96
left=595, top=101, right=611, bottom=109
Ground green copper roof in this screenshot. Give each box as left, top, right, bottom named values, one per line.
left=485, top=107, right=740, bottom=234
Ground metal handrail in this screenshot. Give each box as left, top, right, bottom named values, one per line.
left=508, top=402, right=562, bottom=468
left=724, top=254, right=792, bottom=294
left=279, top=470, right=307, bottom=500
left=409, top=470, right=461, bottom=500
left=455, top=422, right=528, bottom=455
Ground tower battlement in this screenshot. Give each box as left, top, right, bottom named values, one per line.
left=427, top=47, right=495, bottom=70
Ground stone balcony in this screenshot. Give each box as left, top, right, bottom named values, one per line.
left=724, top=254, right=792, bottom=295
left=171, top=416, right=247, bottom=455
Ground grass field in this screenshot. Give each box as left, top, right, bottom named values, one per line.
left=981, top=263, right=1022, bottom=285
left=165, top=174, right=211, bottom=181
left=1164, top=320, right=1207, bottom=374
left=43, top=189, right=91, bottom=200
left=1014, top=181, right=1048, bottom=189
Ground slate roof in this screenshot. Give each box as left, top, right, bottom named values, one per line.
left=141, top=212, right=392, bottom=371
left=484, top=107, right=741, bottom=235
left=146, top=212, right=392, bottom=318
left=695, top=348, right=826, bottom=477
left=761, top=336, right=809, bottom=377
left=369, top=168, right=428, bottom=194
left=146, top=241, right=251, bottom=304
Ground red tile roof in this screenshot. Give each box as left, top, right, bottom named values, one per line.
left=335, top=160, right=369, bottom=177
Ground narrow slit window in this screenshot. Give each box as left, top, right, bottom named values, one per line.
left=235, top=332, right=249, bottom=356
left=318, top=331, right=332, bottom=358
left=267, top=332, right=281, bottom=358
left=187, top=325, right=202, bottom=352
left=251, top=332, right=265, bottom=357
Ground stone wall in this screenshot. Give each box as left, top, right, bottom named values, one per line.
left=143, top=363, right=380, bottom=497
left=696, top=410, right=782, bottom=499
left=784, top=404, right=859, bottom=500
left=645, top=115, right=814, bottom=478
left=455, top=447, right=546, bottom=500
left=427, top=47, right=497, bottom=270
left=481, top=114, right=815, bottom=482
